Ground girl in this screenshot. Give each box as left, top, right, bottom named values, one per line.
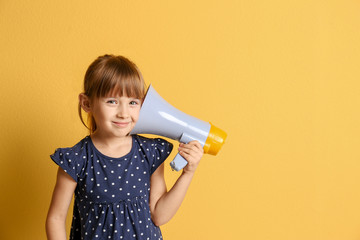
left=46, top=55, right=203, bottom=240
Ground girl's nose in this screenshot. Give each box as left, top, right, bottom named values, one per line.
left=116, top=104, right=129, bottom=118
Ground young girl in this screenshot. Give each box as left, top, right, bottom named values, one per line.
left=46, top=55, right=203, bottom=240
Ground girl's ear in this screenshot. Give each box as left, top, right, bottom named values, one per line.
left=79, top=93, right=92, bottom=113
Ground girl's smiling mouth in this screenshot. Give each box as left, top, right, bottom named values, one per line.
left=112, top=121, right=130, bottom=127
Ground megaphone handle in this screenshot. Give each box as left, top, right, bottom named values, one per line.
left=169, top=153, right=189, bottom=171
left=170, top=133, right=202, bottom=171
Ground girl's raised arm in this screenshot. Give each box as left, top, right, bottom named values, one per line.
left=46, top=167, right=77, bottom=240
left=149, top=140, right=203, bottom=226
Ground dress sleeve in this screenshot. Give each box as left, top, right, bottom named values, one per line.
left=150, top=138, right=173, bottom=175
left=50, top=147, right=85, bottom=182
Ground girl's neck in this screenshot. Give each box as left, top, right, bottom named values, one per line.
left=90, top=131, right=133, bottom=158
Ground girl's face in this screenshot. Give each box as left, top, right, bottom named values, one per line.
left=90, top=94, right=141, bottom=138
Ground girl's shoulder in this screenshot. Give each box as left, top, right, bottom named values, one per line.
left=132, top=135, right=173, bottom=175
left=52, top=136, right=90, bottom=157
left=50, top=136, right=91, bottom=182
left=132, top=134, right=173, bottom=149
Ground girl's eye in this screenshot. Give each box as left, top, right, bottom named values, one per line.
left=107, top=100, right=117, bottom=104
left=130, top=100, right=140, bottom=105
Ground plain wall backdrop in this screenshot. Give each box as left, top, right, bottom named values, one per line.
left=1, top=0, right=360, bottom=239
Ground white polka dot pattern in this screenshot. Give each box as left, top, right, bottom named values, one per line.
left=50, top=135, right=173, bottom=240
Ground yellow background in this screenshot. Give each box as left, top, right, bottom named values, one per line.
left=1, top=0, right=360, bottom=239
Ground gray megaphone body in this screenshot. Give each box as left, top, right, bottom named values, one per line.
left=130, top=85, right=227, bottom=171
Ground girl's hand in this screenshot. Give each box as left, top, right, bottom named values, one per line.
left=178, top=140, right=204, bottom=174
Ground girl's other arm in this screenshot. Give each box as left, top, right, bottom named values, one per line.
left=149, top=140, right=203, bottom=226
left=46, top=167, right=77, bottom=240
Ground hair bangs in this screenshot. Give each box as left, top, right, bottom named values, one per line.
left=95, top=58, right=145, bottom=100
left=104, top=74, right=145, bottom=100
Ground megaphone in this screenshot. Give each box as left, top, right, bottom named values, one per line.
left=130, top=85, right=227, bottom=171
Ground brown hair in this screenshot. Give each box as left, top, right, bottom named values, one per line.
left=78, top=54, right=146, bottom=133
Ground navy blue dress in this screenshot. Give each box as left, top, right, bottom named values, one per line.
left=51, top=135, right=173, bottom=240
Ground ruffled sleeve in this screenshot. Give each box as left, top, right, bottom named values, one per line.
left=149, top=138, right=173, bottom=175
left=50, top=146, right=87, bottom=182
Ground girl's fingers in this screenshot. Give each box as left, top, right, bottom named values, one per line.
left=178, top=140, right=204, bottom=164
left=179, top=141, right=204, bottom=153
left=178, top=149, right=190, bottom=159
left=178, top=141, right=204, bottom=173
left=178, top=145, right=201, bottom=157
